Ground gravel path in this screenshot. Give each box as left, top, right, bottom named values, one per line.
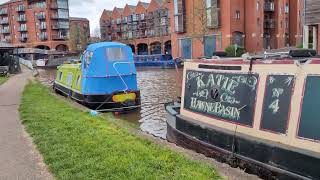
left=0, top=68, right=53, bottom=180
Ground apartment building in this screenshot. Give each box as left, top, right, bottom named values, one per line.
left=0, top=0, right=70, bottom=51
left=100, top=0, right=171, bottom=55
left=169, top=0, right=303, bottom=59
left=303, top=0, right=320, bottom=53
left=69, top=17, right=90, bottom=53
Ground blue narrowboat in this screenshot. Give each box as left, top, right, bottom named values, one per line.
left=53, top=42, right=141, bottom=111
left=134, top=54, right=183, bottom=68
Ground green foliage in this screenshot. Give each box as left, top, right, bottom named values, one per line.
left=19, top=82, right=221, bottom=180
left=296, top=43, right=303, bottom=49
left=225, top=45, right=246, bottom=57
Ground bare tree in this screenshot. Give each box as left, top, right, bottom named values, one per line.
left=193, top=0, right=209, bottom=45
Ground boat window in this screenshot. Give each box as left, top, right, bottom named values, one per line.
left=66, top=73, right=73, bottom=86
left=83, top=51, right=93, bottom=69
left=106, top=47, right=128, bottom=61
left=76, top=75, right=81, bottom=86
left=58, top=71, right=63, bottom=81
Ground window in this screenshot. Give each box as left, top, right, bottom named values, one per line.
left=204, top=36, right=216, bottom=57
left=58, top=9, right=69, bottom=19
left=180, top=38, right=192, bottom=59
left=106, top=47, right=128, bottom=61
left=58, top=71, right=63, bottom=81
left=57, top=0, right=68, bottom=9
left=206, top=0, right=220, bottom=28
left=66, top=73, right=73, bottom=86
left=174, top=0, right=185, bottom=32
left=83, top=51, right=93, bottom=69
left=256, top=0, right=260, bottom=11
left=235, top=10, right=240, bottom=20
left=76, top=75, right=81, bottom=86
left=285, top=3, right=289, bottom=13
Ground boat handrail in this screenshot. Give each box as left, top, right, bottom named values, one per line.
left=112, top=62, right=130, bottom=92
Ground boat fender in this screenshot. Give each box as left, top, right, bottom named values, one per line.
left=90, top=110, right=98, bottom=116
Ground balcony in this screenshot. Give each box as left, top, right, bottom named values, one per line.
left=37, top=14, right=46, bottom=20
left=52, top=24, right=59, bottom=30
left=16, top=5, right=25, bottom=12
left=265, top=2, right=275, bottom=12
left=0, top=9, right=8, bottom=15
left=264, top=19, right=276, bottom=29
left=39, top=34, right=48, bottom=41
left=52, top=34, right=68, bottom=40
left=0, top=19, right=8, bottom=25
left=1, top=38, right=11, bottom=43
left=17, top=16, right=27, bottom=22
left=18, top=27, right=28, bottom=32
left=1, top=29, right=10, bottom=34
left=19, top=36, right=28, bottom=42
left=40, top=24, right=47, bottom=30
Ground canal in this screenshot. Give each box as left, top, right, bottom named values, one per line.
left=40, top=68, right=183, bottom=139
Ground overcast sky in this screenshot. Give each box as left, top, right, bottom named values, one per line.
left=0, top=0, right=150, bottom=36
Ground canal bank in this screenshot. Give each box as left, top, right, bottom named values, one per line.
left=20, top=81, right=222, bottom=179
left=0, top=68, right=53, bottom=180
left=39, top=68, right=183, bottom=139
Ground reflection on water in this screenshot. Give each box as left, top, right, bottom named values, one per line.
left=40, top=68, right=183, bottom=139
left=120, top=68, right=182, bottom=139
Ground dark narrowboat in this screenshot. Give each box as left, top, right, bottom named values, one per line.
left=166, top=50, right=320, bottom=179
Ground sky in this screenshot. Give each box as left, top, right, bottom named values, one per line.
left=0, top=0, right=150, bottom=36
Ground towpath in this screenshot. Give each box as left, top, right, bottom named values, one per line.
left=0, top=68, right=53, bottom=180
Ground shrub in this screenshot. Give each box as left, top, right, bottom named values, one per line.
left=225, top=45, right=246, bottom=57
left=296, top=43, right=303, bottom=49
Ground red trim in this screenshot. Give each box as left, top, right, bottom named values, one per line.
left=259, top=74, right=296, bottom=135
left=309, top=59, right=320, bottom=64
left=295, top=75, right=320, bottom=143
left=192, top=59, right=296, bottom=65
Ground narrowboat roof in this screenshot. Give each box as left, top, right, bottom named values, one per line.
left=87, top=42, right=127, bottom=52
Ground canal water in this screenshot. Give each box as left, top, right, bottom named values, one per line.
left=40, top=68, right=183, bottom=139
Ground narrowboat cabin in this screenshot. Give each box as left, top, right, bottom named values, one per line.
left=53, top=42, right=140, bottom=111
left=134, top=54, right=183, bottom=69
left=166, top=50, right=320, bottom=179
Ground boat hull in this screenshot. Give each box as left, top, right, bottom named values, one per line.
left=53, top=82, right=141, bottom=111
left=166, top=104, right=319, bottom=180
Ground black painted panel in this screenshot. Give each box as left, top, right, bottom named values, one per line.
left=184, top=70, right=259, bottom=126
left=299, top=76, right=320, bottom=141
left=173, top=116, right=320, bottom=179
left=261, top=75, right=295, bottom=134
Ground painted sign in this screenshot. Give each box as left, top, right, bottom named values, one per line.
left=184, top=70, right=259, bottom=126
left=261, top=75, right=295, bottom=134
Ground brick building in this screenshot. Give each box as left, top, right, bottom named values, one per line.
left=0, top=0, right=71, bottom=51
left=100, top=0, right=171, bottom=55
left=303, top=0, right=320, bottom=53
left=169, top=0, right=304, bottom=59
left=69, top=17, right=90, bottom=53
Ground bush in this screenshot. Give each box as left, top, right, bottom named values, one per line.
left=296, top=43, right=303, bottom=49
left=225, top=45, right=246, bottom=57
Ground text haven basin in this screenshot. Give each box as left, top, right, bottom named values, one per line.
left=184, top=70, right=259, bottom=126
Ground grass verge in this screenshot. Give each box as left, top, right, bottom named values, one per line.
left=0, top=76, right=8, bottom=85
left=19, top=81, right=221, bottom=180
